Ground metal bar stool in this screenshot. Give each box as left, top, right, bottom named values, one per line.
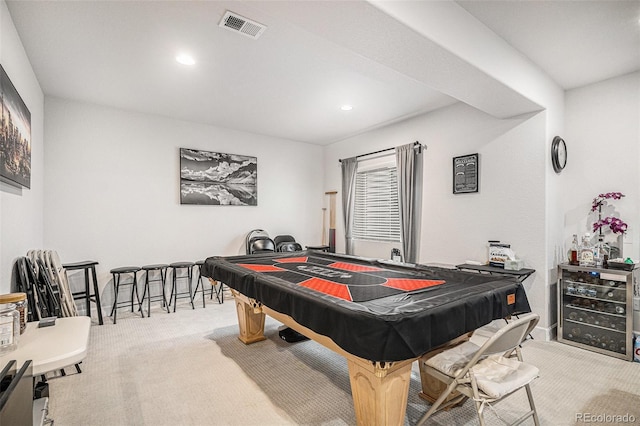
left=191, top=261, right=207, bottom=308
left=62, top=260, right=104, bottom=325
left=109, top=266, right=142, bottom=324
left=140, top=264, right=169, bottom=316
left=193, top=260, right=224, bottom=306
left=168, top=262, right=195, bottom=312
left=211, top=282, right=224, bottom=303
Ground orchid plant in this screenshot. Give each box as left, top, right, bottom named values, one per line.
left=591, top=192, right=627, bottom=235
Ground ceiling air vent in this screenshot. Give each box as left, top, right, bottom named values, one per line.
left=219, top=11, right=267, bottom=40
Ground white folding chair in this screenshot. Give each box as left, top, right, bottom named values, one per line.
left=46, top=250, right=79, bottom=317
left=417, top=313, right=540, bottom=426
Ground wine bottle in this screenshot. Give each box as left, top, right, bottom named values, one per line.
left=579, top=234, right=595, bottom=267
left=569, top=234, right=579, bottom=265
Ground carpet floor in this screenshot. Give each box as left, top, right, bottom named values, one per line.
left=47, top=292, right=640, bottom=425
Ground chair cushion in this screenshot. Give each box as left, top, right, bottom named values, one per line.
left=471, top=355, right=539, bottom=399
left=424, top=341, right=481, bottom=376
left=469, top=321, right=503, bottom=346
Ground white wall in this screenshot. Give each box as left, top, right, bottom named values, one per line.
left=43, top=97, right=324, bottom=296
left=558, top=72, right=640, bottom=333
left=324, top=0, right=566, bottom=339
left=4, top=0, right=634, bottom=343
left=324, top=103, right=548, bottom=333
left=0, top=0, right=44, bottom=293
left=561, top=72, right=640, bottom=261
left=324, top=69, right=640, bottom=340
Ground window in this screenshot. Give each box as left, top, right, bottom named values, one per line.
left=352, top=166, right=401, bottom=242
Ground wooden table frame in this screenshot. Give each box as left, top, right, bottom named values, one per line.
left=227, top=286, right=414, bottom=426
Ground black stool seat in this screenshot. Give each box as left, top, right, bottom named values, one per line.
left=111, top=266, right=141, bottom=274
left=140, top=264, right=170, bottom=316
left=63, top=260, right=103, bottom=325
left=64, top=260, right=99, bottom=268
left=142, top=264, right=169, bottom=270
left=169, top=261, right=194, bottom=268
left=168, top=262, right=195, bottom=312
left=110, top=266, right=143, bottom=323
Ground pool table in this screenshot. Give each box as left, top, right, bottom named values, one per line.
left=201, top=251, right=530, bottom=425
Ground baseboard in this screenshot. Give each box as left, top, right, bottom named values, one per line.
left=529, top=323, right=557, bottom=342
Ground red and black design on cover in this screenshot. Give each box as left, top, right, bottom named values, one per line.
left=237, top=256, right=444, bottom=302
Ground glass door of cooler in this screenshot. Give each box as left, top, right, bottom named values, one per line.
left=559, top=265, right=632, bottom=360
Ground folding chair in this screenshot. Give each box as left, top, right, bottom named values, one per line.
left=417, top=313, right=540, bottom=426
left=274, top=235, right=302, bottom=252
left=46, top=250, right=80, bottom=318
left=245, top=229, right=275, bottom=254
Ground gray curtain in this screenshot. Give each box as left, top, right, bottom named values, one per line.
left=341, top=157, right=358, bottom=255
left=395, top=143, right=423, bottom=263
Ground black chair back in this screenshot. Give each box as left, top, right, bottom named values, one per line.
left=277, top=242, right=302, bottom=252
left=249, top=237, right=275, bottom=254
left=274, top=235, right=295, bottom=246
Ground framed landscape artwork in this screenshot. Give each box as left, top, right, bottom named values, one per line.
left=180, top=148, right=257, bottom=205
left=0, top=65, right=31, bottom=188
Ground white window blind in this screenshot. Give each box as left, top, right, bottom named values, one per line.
left=352, top=166, right=401, bottom=242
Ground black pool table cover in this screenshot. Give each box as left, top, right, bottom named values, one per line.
left=202, top=251, right=531, bottom=362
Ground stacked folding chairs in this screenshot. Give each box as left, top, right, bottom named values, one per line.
left=245, top=230, right=303, bottom=254
left=15, top=250, right=78, bottom=322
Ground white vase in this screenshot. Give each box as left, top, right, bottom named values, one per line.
left=617, top=234, right=624, bottom=259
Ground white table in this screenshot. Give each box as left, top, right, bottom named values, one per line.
left=0, top=316, right=91, bottom=376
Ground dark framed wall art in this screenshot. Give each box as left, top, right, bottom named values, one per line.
left=453, top=153, right=479, bottom=194
left=180, top=148, right=257, bottom=205
left=0, top=65, right=31, bottom=188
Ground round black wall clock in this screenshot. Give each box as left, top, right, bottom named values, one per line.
left=551, top=136, right=567, bottom=173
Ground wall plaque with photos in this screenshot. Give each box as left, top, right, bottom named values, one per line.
left=453, top=153, right=478, bottom=194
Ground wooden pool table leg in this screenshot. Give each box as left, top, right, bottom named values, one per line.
left=230, top=289, right=266, bottom=344
left=224, top=287, right=414, bottom=424
left=347, top=358, right=413, bottom=426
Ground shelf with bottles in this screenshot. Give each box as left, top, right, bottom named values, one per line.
left=562, top=282, right=627, bottom=304
left=563, top=305, right=626, bottom=332
left=563, top=299, right=625, bottom=316
left=561, top=271, right=627, bottom=302
left=561, top=268, right=626, bottom=285
left=562, top=324, right=628, bottom=355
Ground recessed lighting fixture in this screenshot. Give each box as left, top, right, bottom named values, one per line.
left=341, top=105, right=353, bottom=111
left=176, top=53, right=196, bottom=66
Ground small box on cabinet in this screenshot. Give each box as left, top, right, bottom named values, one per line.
left=504, top=259, right=524, bottom=271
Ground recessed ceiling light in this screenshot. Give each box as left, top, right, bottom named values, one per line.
left=341, top=105, right=353, bottom=111
left=176, top=53, right=195, bottom=66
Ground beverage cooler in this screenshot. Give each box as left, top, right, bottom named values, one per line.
left=558, top=264, right=636, bottom=361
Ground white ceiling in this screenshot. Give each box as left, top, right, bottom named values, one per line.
left=457, top=0, right=640, bottom=90
left=6, top=1, right=640, bottom=145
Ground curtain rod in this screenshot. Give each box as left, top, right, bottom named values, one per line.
left=338, top=141, right=422, bottom=163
